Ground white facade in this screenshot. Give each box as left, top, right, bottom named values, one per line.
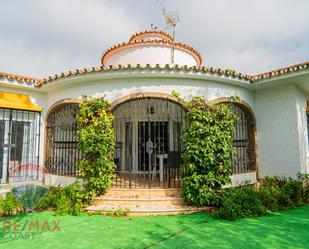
left=1, top=30, right=309, bottom=187
left=104, top=45, right=199, bottom=68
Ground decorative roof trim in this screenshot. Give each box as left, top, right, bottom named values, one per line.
left=129, top=30, right=173, bottom=42
left=0, top=72, right=40, bottom=84
left=101, top=39, right=203, bottom=67
left=37, top=64, right=253, bottom=86
left=2, top=62, right=309, bottom=87
left=251, top=62, right=309, bottom=82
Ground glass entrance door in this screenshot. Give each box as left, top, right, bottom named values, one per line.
left=138, top=122, right=168, bottom=172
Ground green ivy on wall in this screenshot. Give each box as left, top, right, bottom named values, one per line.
left=179, top=96, right=237, bottom=206
left=76, top=96, right=116, bottom=198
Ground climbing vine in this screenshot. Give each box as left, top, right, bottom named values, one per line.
left=76, top=96, right=116, bottom=198
left=179, top=96, right=237, bottom=206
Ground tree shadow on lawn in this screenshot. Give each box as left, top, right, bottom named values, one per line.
left=0, top=211, right=213, bottom=249
left=146, top=206, right=309, bottom=249
left=0, top=207, right=308, bottom=249
left=105, top=212, right=214, bottom=249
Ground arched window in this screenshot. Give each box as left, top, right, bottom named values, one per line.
left=45, top=103, right=82, bottom=175
left=232, top=103, right=256, bottom=173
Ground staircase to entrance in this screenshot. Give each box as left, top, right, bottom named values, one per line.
left=86, top=188, right=211, bottom=216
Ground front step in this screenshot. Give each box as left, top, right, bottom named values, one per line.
left=86, top=188, right=210, bottom=216
left=87, top=204, right=212, bottom=216
left=94, top=197, right=183, bottom=207
left=102, top=188, right=181, bottom=198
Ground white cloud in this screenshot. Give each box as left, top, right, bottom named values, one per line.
left=0, top=0, right=308, bottom=77
left=0, top=0, right=143, bottom=77
left=173, top=0, right=309, bottom=73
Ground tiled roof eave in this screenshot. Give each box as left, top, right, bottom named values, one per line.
left=0, top=72, right=40, bottom=85
left=1, top=61, right=309, bottom=87
left=38, top=64, right=253, bottom=87
left=251, top=62, right=309, bottom=83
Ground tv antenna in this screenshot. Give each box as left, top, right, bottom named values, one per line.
left=156, top=0, right=179, bottom=64
left=150, top=24, right=158, bottom=30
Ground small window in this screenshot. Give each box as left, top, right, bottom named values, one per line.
left=10, top=121, right=30, bottom=162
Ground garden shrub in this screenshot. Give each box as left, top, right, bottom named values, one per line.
left=261, top=176, right=305, bottom=209
left=282, top=179, right=304, bottom=206
left=297, top=172, right=309, bottom=181
left=37, top=183, right=85, bottom=216
left=258, top=187, right=280, bottom=211
left=1, top=192, right=23, bottom=216
left=77, top=96, right=116, bottom=198
left=0, top=198, right=3, bottom=213
left=180, top=96, right=237, bottom=206
left=37, top=186, right=62, bottom=211
left=304, top=185, right=309, bottom=203
left=297, top=173, right=309, bottom=203
left=182, top=173, right=224, bottom=206
left=55, top=183, right=85, bottom=216
left=55, top=195, right=72, bottom=216
left=215, top=187, right=266, bottom=220
left=216, top=175, right=309, bottom=220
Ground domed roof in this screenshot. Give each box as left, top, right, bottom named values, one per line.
left=129, top=30, right=174, bottom=42
left=101, top=30, right=203, bottom=68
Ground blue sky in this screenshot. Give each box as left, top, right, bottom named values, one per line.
left=0, top=0, right=308, bottom=78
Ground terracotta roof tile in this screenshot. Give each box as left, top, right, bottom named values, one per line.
left=251, top=62, right=309, bottom=82
left=0, top=72, right=40, bottom=84
left=37, top=64, right=253, bottom=86
left=129, top=30, right=174, bottom=42
left=1, top=62, right=309, bottom=87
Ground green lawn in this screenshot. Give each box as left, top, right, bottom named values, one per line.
left=0, top=206, right=308, bottom=249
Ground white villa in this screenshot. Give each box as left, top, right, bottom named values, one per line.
left=1, top=29, right=309, bottom=189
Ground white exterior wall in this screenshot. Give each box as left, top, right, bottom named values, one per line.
left=104, top=46, right=198, bottom=67
left=45, top=77, right=255, bottom=110
left=223, top=172, right=257, bottom=188
left=44, top=174, right=79, bottom=187
left=255, top=84, right=307, bottom=178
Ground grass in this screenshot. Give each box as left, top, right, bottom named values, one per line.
left=0, top=206, right=308, bottom=249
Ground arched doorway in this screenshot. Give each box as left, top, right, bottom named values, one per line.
left=113, top=97, right=186, bottom=188
left=45, top=103, right=82, bottom=175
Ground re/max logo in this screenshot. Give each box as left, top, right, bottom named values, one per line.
left=2, top=219, right=60, bottom=232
